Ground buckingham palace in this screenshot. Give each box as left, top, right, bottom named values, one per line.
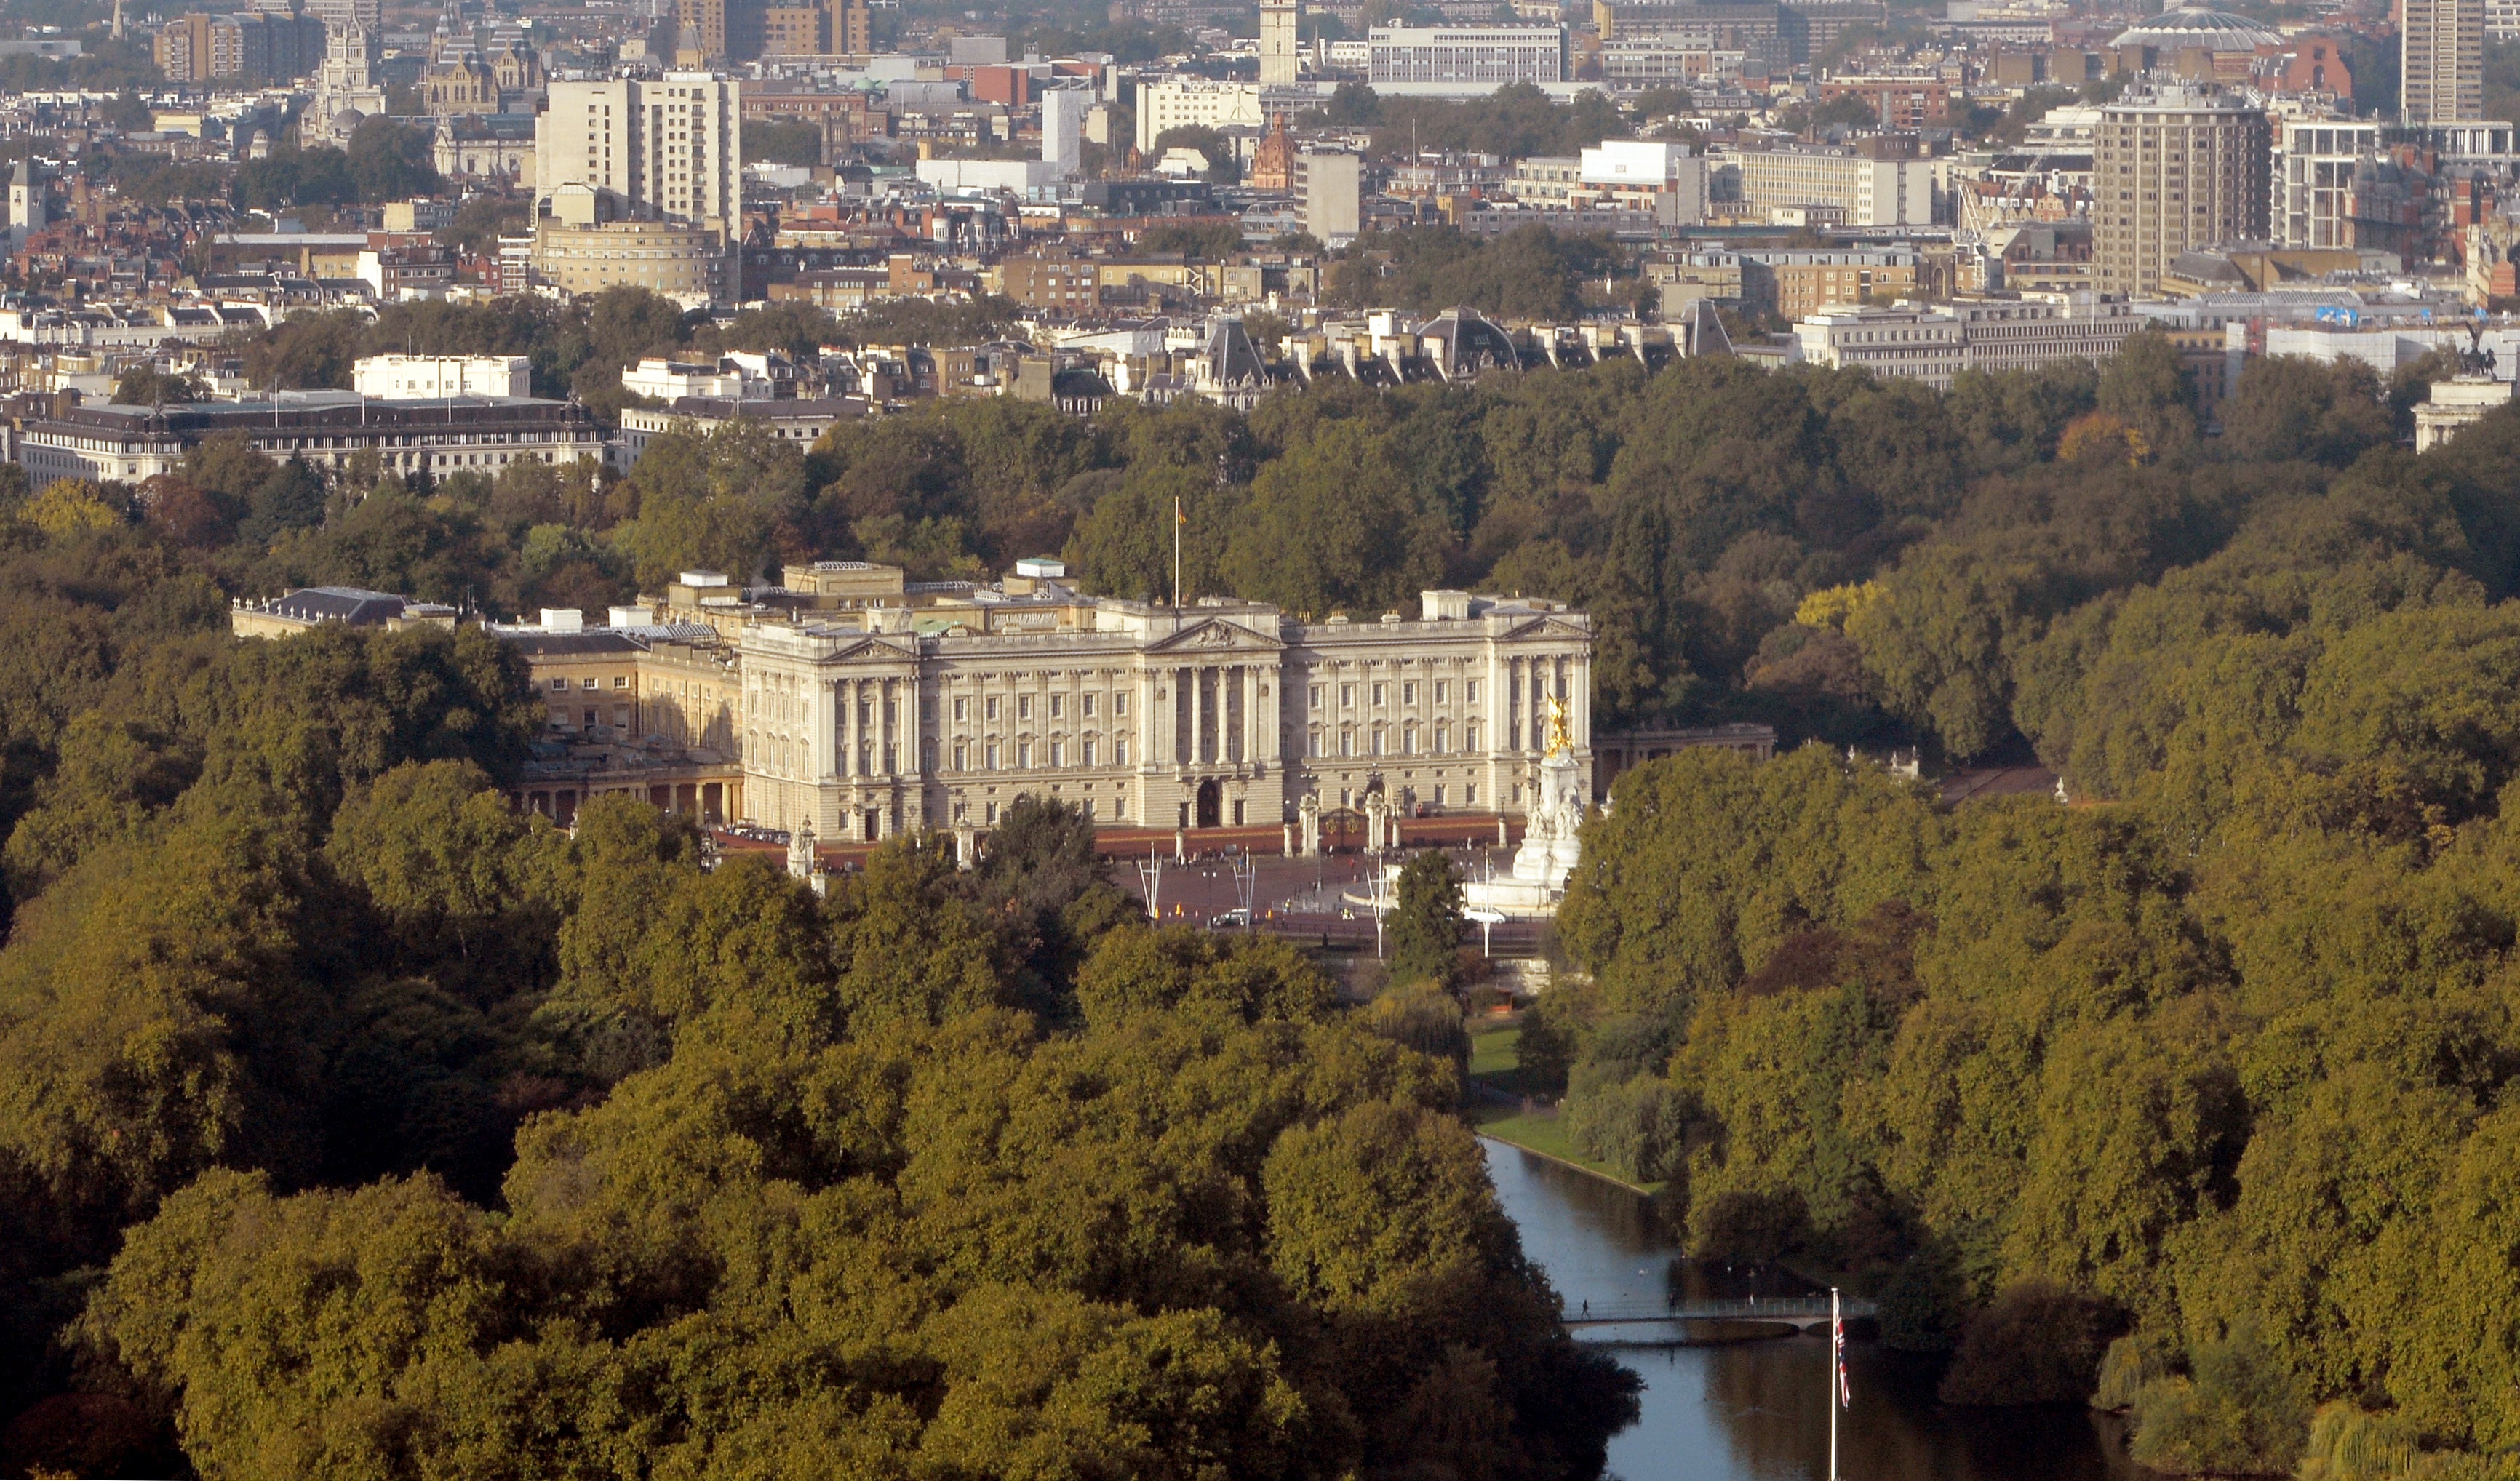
left=720, top=559, right=1595, bottom=842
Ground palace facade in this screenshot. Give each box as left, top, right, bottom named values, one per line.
left=233, top=560, right=1599, bottom=839
left=724, top=561, right=1593, bottom=842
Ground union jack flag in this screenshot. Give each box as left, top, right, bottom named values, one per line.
left=1833, top=1292, right=1851, bottom=1409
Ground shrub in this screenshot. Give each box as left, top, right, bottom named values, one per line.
left=1937, top=1281, right=2116, bottom=1405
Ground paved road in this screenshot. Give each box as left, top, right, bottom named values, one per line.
left=713, top=824, right=1553, bottom=953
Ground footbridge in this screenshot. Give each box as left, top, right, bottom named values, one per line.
left=1561, top=1296, right=1877, bottom=1333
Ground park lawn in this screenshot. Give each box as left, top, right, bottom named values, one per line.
left=1472, top=1106, right=1664, bottom=1197
left=1467, top=1021, right=1664, bottom=1196
left=1469, top=1022, right=1521, bottom=1082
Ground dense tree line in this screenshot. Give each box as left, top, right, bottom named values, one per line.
left=188, top=298, right=2490, bottom=765
left=1540, top=354, right=2520, bottom=1470
left=0, top=502, right=1632, bottom=1472
left=1309, top=81, right=1629, bottom=163
left=1328, top=225, right=1629, bottom=322
left=231, top=119, right=444, bottom=211
left=33, top=201, right=2520, bottom=1472
left=218, top=290, right=1018, bottom=418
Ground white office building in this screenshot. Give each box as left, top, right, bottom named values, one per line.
left=1731, top=142, right=1937, bottom=227
left=1580, top=138, right=1708, bottom=225
left=353, top=354, right=534, bottom=399
left=1042, top=86, right=1088, bottom=173
left=1795, top=299, right=2152, bottom=391
left=1134, top=79, right=1264, bottom=153
left=1297, top=151, right=1363, bottom=243
left=1367, top=24, right=1568, bottom=85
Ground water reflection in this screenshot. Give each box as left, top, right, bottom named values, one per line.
left=1480, top=1139, right=2142, bottom=1481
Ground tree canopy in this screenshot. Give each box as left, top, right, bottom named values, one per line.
left=0, top=568, right=1634, bottom=1473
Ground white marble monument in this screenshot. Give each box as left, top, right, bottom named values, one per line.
left=1445, top=695, right=1586, bottom=918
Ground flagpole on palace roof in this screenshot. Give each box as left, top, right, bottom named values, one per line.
left=1172, top=494, right=1182, bottom=623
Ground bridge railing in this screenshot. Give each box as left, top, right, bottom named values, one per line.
left=1564, top=1296, right=1879, bottom=1324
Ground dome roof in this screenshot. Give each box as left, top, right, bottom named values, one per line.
left=2110, top=6, right=2283, bottom=50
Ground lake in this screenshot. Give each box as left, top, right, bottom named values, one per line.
left=1480, top=1138, right=2147, bottom=1481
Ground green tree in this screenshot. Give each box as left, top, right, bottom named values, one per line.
left=2220, top=355, right=2393, bottom=468
left=1843, top=540, right=2043, bottom=759
left=1074, top=925, right=1339, bottom=1026
left=1387, top=848, right=1465, bottom=989
left=2097, top=327, right=2198, bottom=454
left=1223, top=420, right=1446, bottom=616
left=343, top=116, right=443, bottom=202
left=1937, top=1282, right=2116, bottom=1405
left=324, top=759, right=566, bottom=1002
left=740, top=114, right=822, bottom=167
left=1137, top=219, right=1244, bottom=258
left=236, top=456, right=328, bottom=544
left=111, top=367, right=203, bottom=405
left=2129, top=1319, right=2312, bottom=1476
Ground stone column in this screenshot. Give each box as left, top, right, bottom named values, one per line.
left=1189, top=665, right=1205, bottom=767
left=906, top=667, right=924, bottom=832
left=1260, top=660, right=1281, bottom=766
left=1173, top=666, right=1188, bottom=765
left=1224, top=665, right=1240, bottom=764
left=1574, top=650, right=1591, bottom=750
left=846, top=679, right=866, bottom=781
left=837, top=679, right=856, bottom=781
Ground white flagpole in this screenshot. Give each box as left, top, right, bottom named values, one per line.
left=1173, top=495, right=1182, bottom=616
